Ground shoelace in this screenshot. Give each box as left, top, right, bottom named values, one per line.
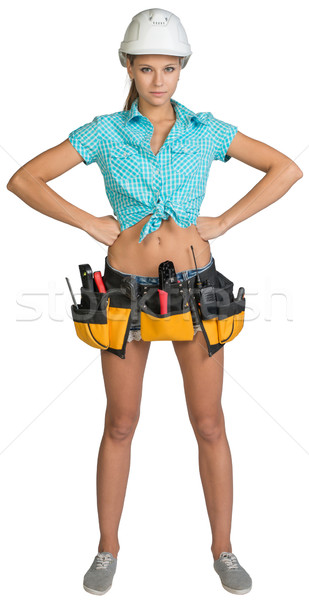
left=221, top=552, right=239, bottom=570
left=95, top=553, right=114, bottom=570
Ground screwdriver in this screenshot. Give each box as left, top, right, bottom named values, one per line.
left=190, top=245, right=203, bottom=289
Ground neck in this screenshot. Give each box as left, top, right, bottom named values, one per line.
left=137, top=96, right=176, bottom=124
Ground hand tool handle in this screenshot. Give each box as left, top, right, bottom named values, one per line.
left=236, top=287, right=245, bottom=301
left=158, top=289, right=168, bottom=315
left=79, top=264, right=94, bottom=291
left=94, top=271, right=107, bottom=293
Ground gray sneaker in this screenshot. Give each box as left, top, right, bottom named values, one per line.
left=213, top=551, right=252, bottom=595
left=83, top=551, right=117, bottom=595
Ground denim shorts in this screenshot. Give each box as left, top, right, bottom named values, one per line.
left=105, top=255, right=214, bottom=342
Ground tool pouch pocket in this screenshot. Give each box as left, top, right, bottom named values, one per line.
left=193, top=269, right=246, bottom=355
left=215, top=271, right=246, bottom=344
left=195, top=283, right=220, bottom=347
left=139, top=283, right=195, bottom=341
left=107, top=300, right=132, bottom=355
left=71, top=287, right=110, bottom=350
left=71, top=287, right=132, bottom=355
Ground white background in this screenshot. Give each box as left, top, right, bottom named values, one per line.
left=1, top=0, right=308, bottom=598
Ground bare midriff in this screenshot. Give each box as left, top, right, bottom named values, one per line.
left=107, top=104, right=211, bottom=277
left=107, top=216, right=211, bottom=276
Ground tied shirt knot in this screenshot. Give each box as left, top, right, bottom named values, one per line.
left=138, top=200, right=174, bottom=243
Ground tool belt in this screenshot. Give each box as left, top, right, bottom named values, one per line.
left=68, top=256, right=246, bottom=360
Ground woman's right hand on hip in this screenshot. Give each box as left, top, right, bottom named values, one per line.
left=86, top=215, right=121, bottom=246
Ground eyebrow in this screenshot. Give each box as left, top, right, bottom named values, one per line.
left=138, top=63, right=178, bottom=67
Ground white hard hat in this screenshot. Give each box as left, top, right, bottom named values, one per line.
left=118, top=8, right=192, bottom=69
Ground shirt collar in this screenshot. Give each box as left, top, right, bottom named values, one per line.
left=124, top=97, right=204, bottom=128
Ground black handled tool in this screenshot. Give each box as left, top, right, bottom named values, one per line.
left=190, top=245, right=216, bottom=318
left=79, top=264, right=94, bottom=291
left=158, top=260, right=178, bottom=314
left=158, top=260, right=178, bottom=287
left=236, top=287, right=245, bottom=301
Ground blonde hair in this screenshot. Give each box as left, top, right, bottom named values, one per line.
left=123, top=54, right=138, bottom=111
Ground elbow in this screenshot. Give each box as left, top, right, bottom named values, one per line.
left=294, top=166, right=303, bottom=180
left=288, top=161, right=303, bottom=181
left=7, top=179, right=16, bottom=193
left=7, top=172, right=24, bottom=192
left=269, top=160, right=303, bottom=181
left=279, top=160, right=303, bottom=183
left=7, top=177, right=15, bottom=191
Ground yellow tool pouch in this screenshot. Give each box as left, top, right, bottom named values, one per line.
left=215, top=271, right=245, bottom=344
left=70, top=285, right=132, bottom=359
left=191, top=267, right=246, bottom=356
left=139, top=283, right=194, bottom=341
left=71, top=289, right=110, bottom=350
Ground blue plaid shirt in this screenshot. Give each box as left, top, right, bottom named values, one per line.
left=68, top=97, right=238, bottom=243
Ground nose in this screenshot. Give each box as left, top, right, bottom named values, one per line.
left=152, top=71, right=164, bottom=86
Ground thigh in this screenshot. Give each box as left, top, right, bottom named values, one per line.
left=100, top=339, right=151, bottom=427
left=172, top=331, right=224, bottom=428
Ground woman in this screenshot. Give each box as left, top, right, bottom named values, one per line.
left=7, top=8, right=302, bottom=596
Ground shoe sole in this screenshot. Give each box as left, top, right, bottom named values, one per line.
left=222, top=583, right=252, bottom=595
left=83, top=583, right=112, bottom=595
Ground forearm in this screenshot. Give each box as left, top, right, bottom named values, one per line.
left=7, top=173, right=96, bottom=232
left=219, top=160, right=303, bottom=233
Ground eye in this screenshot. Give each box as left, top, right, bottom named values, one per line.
left=140, top=67, right=175, bottom=73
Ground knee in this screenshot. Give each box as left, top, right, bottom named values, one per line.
left=105, top=413, right=140, bottom=441
left=193, top=412, right=225, bottom=442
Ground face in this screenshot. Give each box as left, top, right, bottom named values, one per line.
left=126, top=54, right=181, bottom=106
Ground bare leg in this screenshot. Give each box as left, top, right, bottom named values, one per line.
left=172, top=335, right=233, bottom=561
left=97, top=339, right=151, bottom=558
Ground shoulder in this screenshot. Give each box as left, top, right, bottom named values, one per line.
left=194, top=111, right=213, bottom=125
left=70, top=111, right=127, bottom=146
left=72, top=110, right=127, bottom=137
left=94, top=109, right=127, bottom=127
left=194, top=111, right=233, bottom=129
left=194, top=111, right=238, bottom=144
